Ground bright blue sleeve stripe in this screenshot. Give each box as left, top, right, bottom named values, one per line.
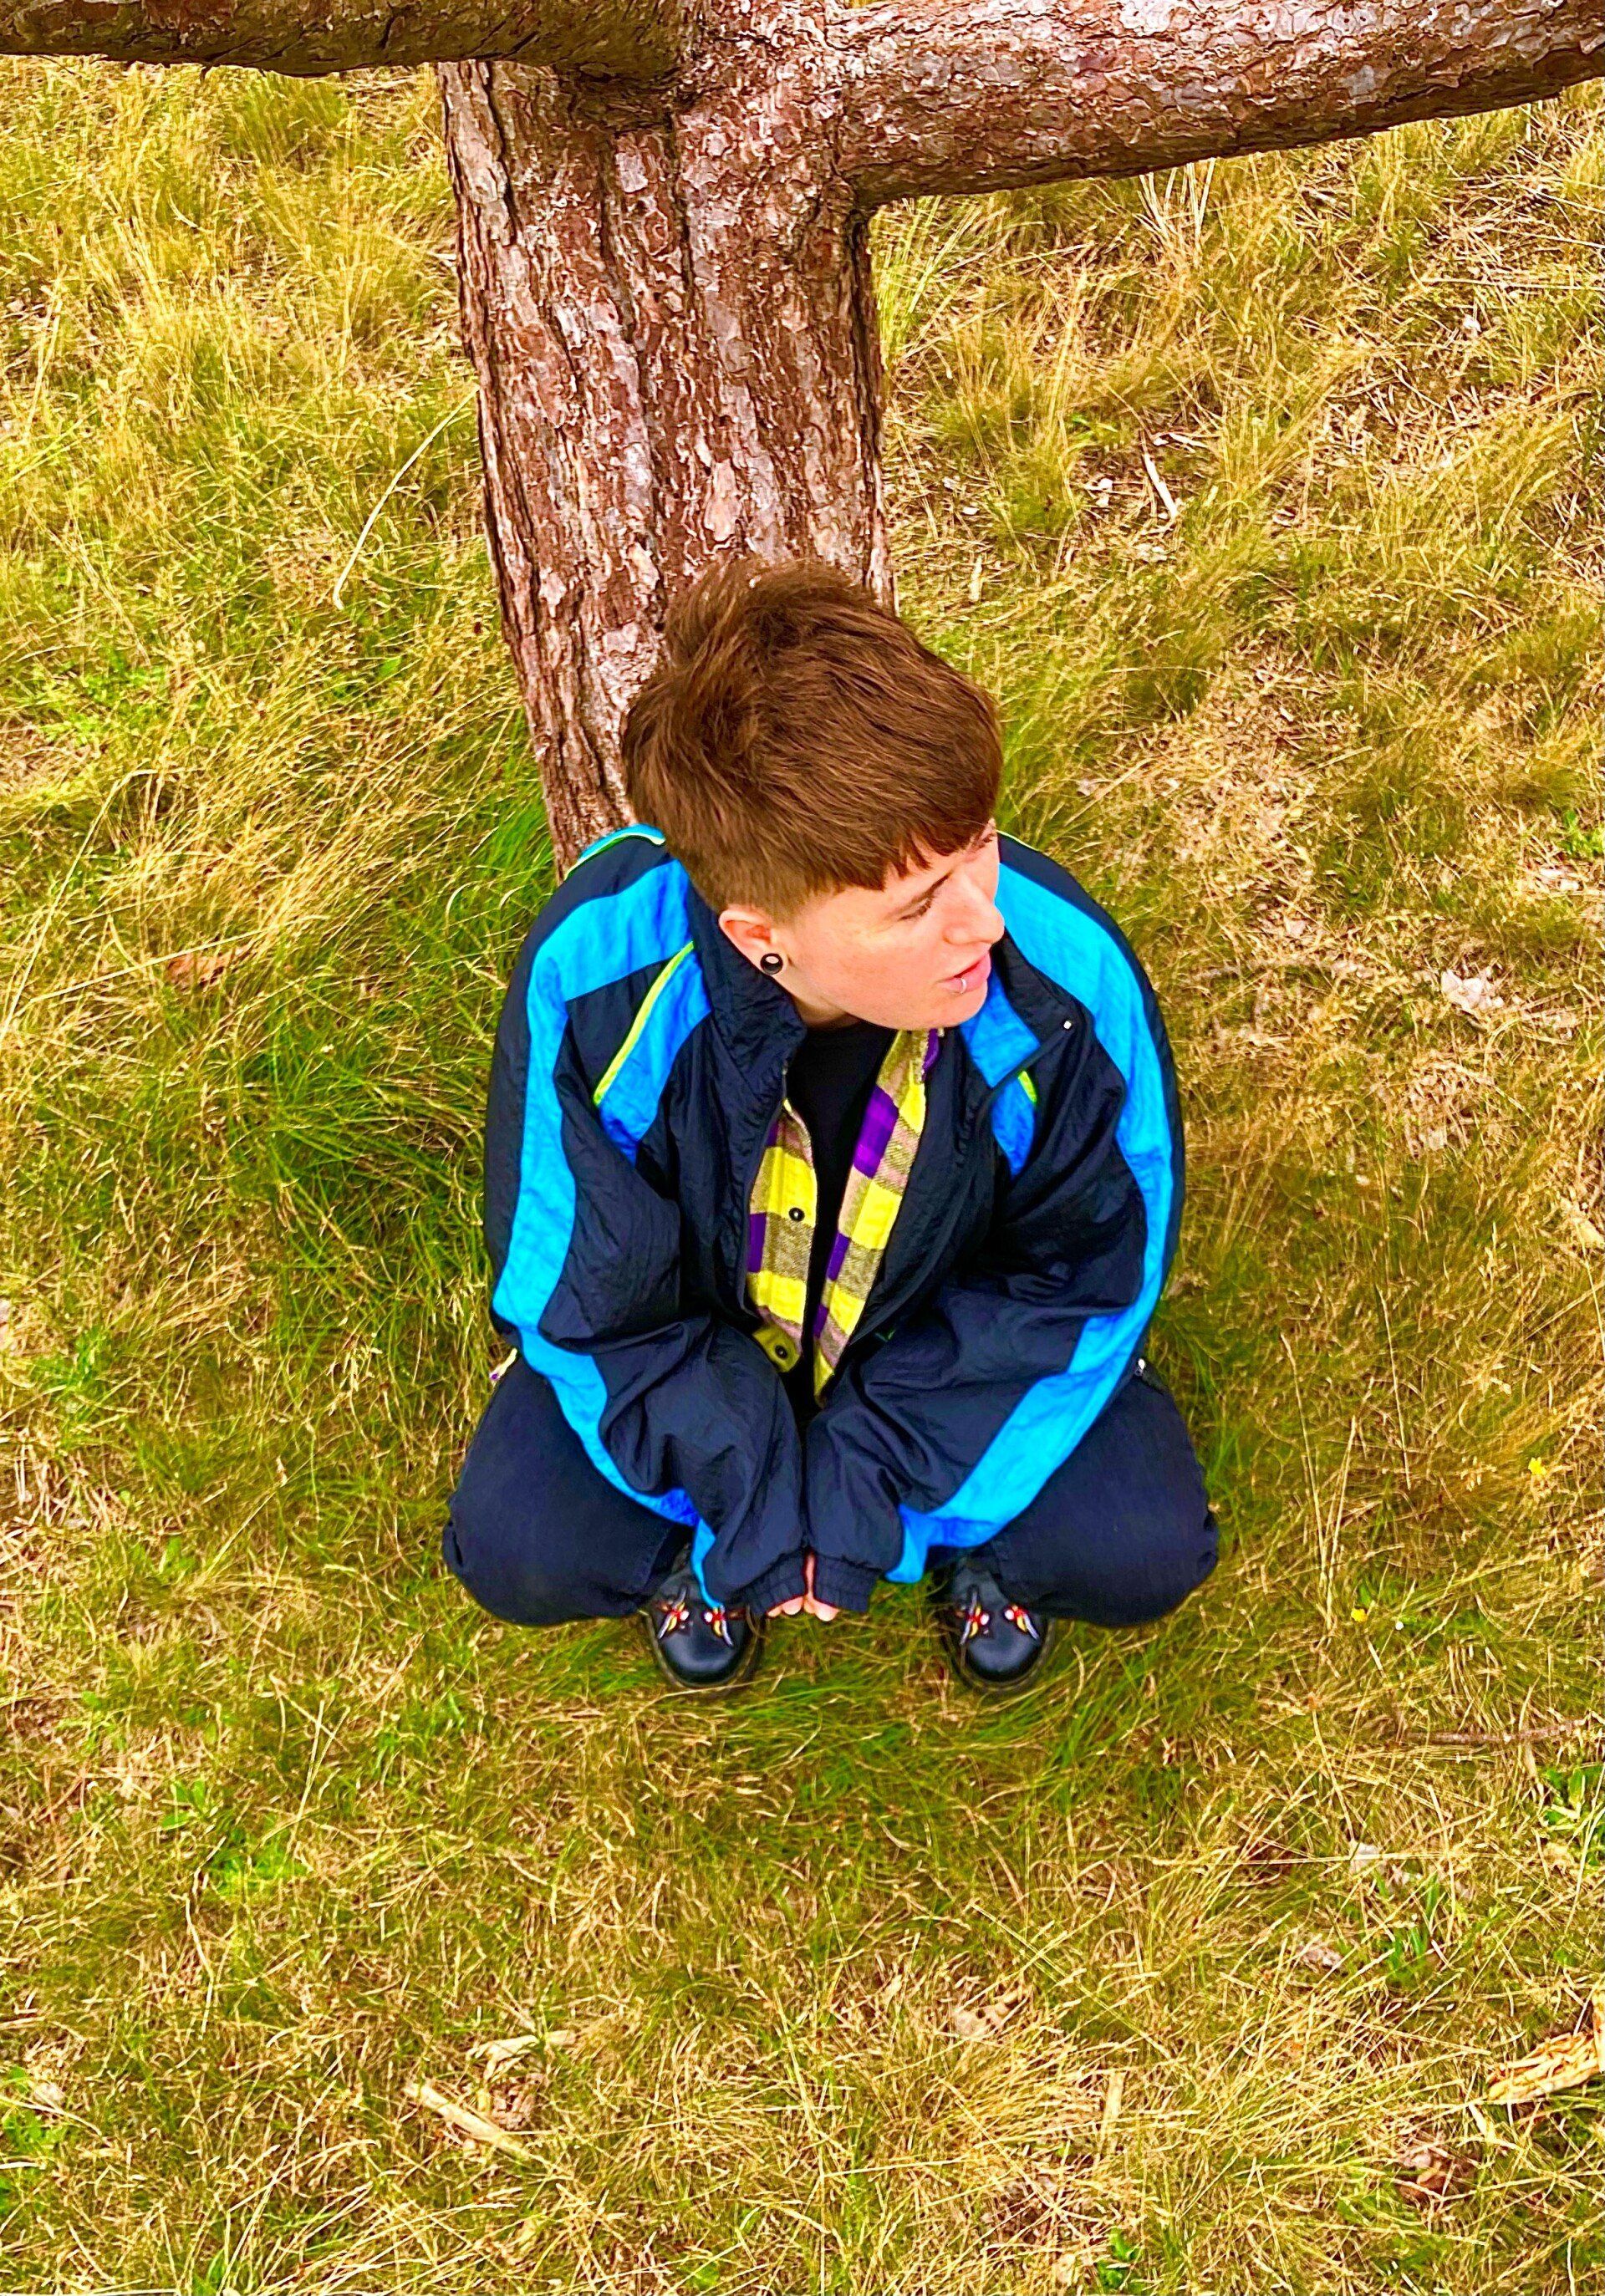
left=888, top=861, right=1177, bottom=1581
left=594, top=951, right=712, bottom=1163
left=492, top=860, right=703, bottom=1549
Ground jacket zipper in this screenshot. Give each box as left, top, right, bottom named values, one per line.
left=726, top=1065, right=797, bottom=1318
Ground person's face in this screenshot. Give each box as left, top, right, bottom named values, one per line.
left=718, top=820, right=1005, bottom=1031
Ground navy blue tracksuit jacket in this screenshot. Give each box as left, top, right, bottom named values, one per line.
left=482, top=823, right=1183, bottom=1618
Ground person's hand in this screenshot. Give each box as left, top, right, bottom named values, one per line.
left=766, top=1551, right=841, bottom=1621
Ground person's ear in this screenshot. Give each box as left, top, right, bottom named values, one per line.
left=718, top=904, right=782, bottom=971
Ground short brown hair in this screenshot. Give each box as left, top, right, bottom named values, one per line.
left=620, top=554, right=1002, bottom=920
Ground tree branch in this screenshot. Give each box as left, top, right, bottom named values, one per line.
left=830, top=0, right=1605, bottom=209
left=0, top=0, right=687, bottom=77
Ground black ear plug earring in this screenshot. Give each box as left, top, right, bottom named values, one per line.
left=760, top=951, right=783, bottom=973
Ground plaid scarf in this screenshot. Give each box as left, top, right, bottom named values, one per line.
left=747, top=1026, right=944, bottom=1402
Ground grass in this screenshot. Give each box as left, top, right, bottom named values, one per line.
left=0, top=57, right=1600, bottom=2296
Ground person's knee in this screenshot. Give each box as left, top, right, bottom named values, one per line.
left=441, top=1488, right=580, bottom=1630
left=1039, top=1503, right=1219, bottom=1630
left=1093, top=1504, right=1219, bottom=1627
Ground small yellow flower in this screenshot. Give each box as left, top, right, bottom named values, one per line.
left=1527, top=1457, right=1551, bottom=1481
left=1350, top=1605, right=1370, bottom=1623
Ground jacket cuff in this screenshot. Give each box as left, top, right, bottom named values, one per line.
left=736, top=1555, right=808, bottom=1615
left=808, top=1556, right=879, bottom=1614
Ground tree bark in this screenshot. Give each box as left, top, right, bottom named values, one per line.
left=0, top=0, right=686, bottom=76
left=439, top=22, right=892, bottom=866
left=3, top=0, right=1600, bottom=868
left=833, top=0, right=1605, bottom=206
left=442, top=0, right=1602, bottom=871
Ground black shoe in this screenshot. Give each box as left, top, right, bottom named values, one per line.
left=640, top=1549, right=762, bottom=1693
left=928, top=1557, right=1056, bottom=1694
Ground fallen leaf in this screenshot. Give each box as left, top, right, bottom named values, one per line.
left=952, top=2004, right=1001, bottom=2044
left=1051, top=2232, right=1101, bottom=2285
left=1295, top=1938, right=1343, bottom=1973
left=1439, top=968, right=1505, bottom=1017
left=950, top=1993, right=1022, bottom=2044
left=405, top=2079, right=533, bottom=2161
left=165, top=942, right=248, bottom=990
left=1397, top=2139, right=1476, bottom=2206
left=1563, top=1204, right=1605, bottom=1255
left=1484, top=1994, right=1605, bottom=2105
left=476, top=2033, right=544, bottom=2075
left=487, top=2079, right=542, bottom=2132
left=1241, top=1835, right=1299, bottom=1881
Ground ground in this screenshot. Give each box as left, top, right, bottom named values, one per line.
left=0, top=59, right=1600, bottom=2296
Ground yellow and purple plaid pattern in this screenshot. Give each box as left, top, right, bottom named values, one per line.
left=747, top=1026, right=942, bottom=1402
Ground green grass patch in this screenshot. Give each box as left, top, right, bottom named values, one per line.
left=0, top=57, right=1600, bottom=2296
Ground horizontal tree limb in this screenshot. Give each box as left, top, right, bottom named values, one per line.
left=830, top=0, right=1605, bottom=207
left=0, top=0, right=685, bottom=76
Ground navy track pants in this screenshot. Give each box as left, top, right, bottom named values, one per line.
left=442, top=1353, right=1218, bottom=1632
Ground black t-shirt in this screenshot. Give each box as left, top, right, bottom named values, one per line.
left=779, top=1016, right=894, bottom=1428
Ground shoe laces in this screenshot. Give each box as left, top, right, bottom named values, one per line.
left=953, top=1581, right=1040, bottom=1647
left=654, top=1591, right=735, bottom=1647
left=654, top=1593, right=692, bottom=1639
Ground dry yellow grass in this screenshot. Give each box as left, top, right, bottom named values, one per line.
left=0, top=60, right=1600, bottom=2296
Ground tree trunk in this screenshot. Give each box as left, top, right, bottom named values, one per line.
left=437, top=0, right=1602, bottom=874
left=439, top=33, right=892, bottom=871
left=6, top=1, right=1597, bottom=871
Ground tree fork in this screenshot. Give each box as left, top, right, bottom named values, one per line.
left=3, top=0, right=1600, bottom=864
left=439, top=36, right=890, bottom=863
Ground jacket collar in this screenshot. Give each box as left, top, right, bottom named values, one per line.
left=683, top=865, right=1074, bottom=1110
left=685, top=872, right=811, bottom=1095
left=985, top=924, right=1078, bottom=1048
